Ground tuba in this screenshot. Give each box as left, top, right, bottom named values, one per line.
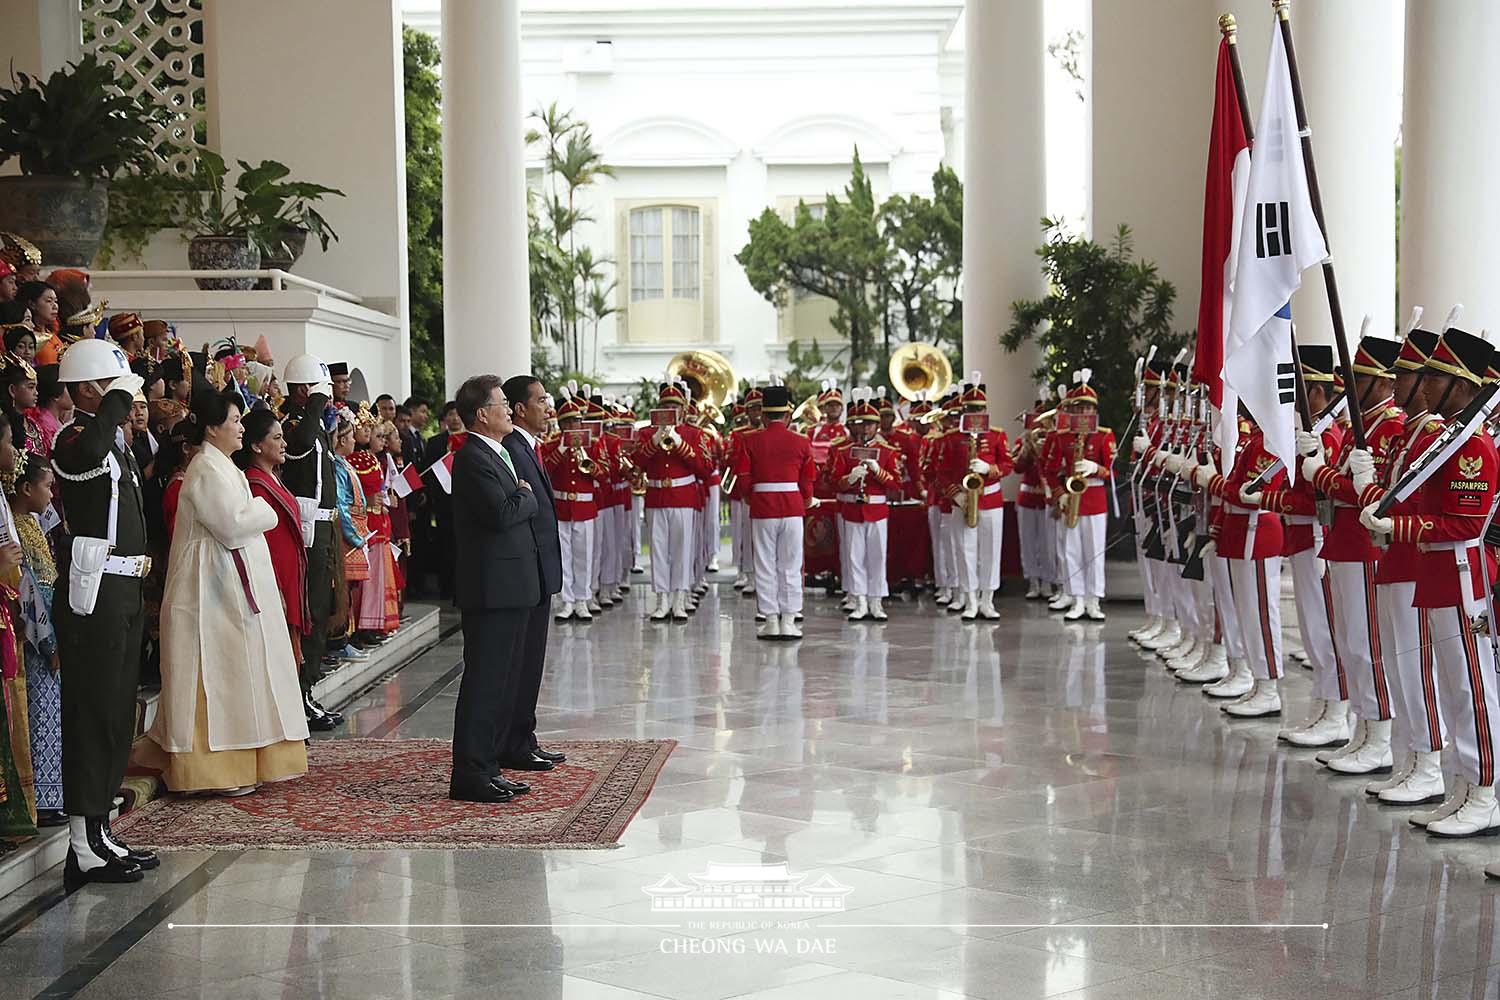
left=667, top=349, right=736, bottom=408
left=889, top=342, right=954, bottom=401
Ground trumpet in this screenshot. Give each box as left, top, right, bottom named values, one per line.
left=575, top=447, right=596, bottom=476
left=961, top=433, right=983, bottom=529
left=657, top=424, right=682, bottom=451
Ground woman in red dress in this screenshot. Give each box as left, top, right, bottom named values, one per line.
left=347, top=406, right=397, bottom=641
left=235, top=409, right=309, bottom=665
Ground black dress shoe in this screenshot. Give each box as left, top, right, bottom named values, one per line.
left=64, top=848, right=143, bottom=889
left=500, top=754, right=556, bottom=771
left=103, top=823, right=160, bottom=870
left=531, top=747, right=567, bottom=764
left=449, top=783, right=514, bottom=804
left=308, top=696, right=344, bottom=725
left=305, top=712, right=338, bottom=732
left=489, top=775, right=531, bottom=795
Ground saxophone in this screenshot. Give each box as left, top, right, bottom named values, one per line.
left=1062, top=430, right=1088, bottom=529
left=961, top=432, right=983, bottom=529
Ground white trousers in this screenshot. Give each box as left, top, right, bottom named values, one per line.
left=729, top=498, right=746, bottom=572
left=599, top=504, right=626, bottom=588
left=649, top=507, right=696, bottom=594
left=945, top=507, right=1003, bottom=593
left=1428, top=605, right=1500, bottom=786
left=1288, top=547, right=1343, bottom=702
left=1060, top=512, right=1106, bottom=599
left=1018, top=504, right=1056, bottom=585
left=1230, top=558, right=1283, bottom=681
left=590, top=505, right=606, bottom=594
left=1209, top=555, right=1247, bottom=660
left=842, top=519, right=889, bottom=598
left=700, top=484, right=720, bottom=572
left=929, top=507, right=955, bottom=588
left=1327, top=560, right=1391, bottom=721
left=1142, top=557, right=1171, bottom=621
left=753, top=517, right=804, bottom=616
left=1379, top=581, right=1444, bottom=754
left=558, top=518, right=597, bottom=603
left=630, top=495, right=644, bottom=567
left=1054, top=515, right=1070, bottom=592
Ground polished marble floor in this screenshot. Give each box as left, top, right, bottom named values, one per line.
left=6, top=580, right=1500, bottom=1000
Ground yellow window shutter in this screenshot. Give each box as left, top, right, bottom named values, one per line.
left=701, top=200, right=717, bottom=342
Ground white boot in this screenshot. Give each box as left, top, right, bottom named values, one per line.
left=847, top=596, right=870, bottom=622
left=1142, top=621, right=1183, bottom=651
left=1326, top=719, right=1394, bottom=775
left=1378, top=751, right=1446, bottom=806
left=1130, top=615, right=1163, bottom=643
left=869, top=598, right=888, bottom=621
left=1084, top=597, right=1105, bottom=621
left=1165, top=639, right=1204, bottom=673
left=1159, top=631, right=1196, bottom=661
left=1427, top=785, right=1500, bottom=838
left=934, top=587, right=951, bottom=605
left=758, top=614, right=782, bottom=640
left=1223, top=678, right=1282, bottom=717
left=1277, top=698, right=1327, bottom=742
left=1284, top=699, right=1351, bottom=748
left=573, top=600, right=593, bottom=622
left=979, top=592, right=1001, bottom=620
left=1063, top=596, right=1087, bottom=621
left=840, top=593, right=856, bottom=612
left=586, top=597, right=603, bottom=613
left=671, top=591, right=690, bottom=621
left=780, top=614, right=803, bottom=639
left=1177, top=645, right=1229, bottom=684
left=1048, top=591, right=1073, bottom=612
left=1413, top=777, right=1469, bottom=828
left=1202, top=658, right=1253, bottom=699
left=650, top=592, right=671, bottom=621
left=1025, top=580, right=1043, bottom=600
left=948, top=590, right=968, bottom=613
left=961, top=591, right=981, bottom=621
left=555, top=601, right=575, bottom=622
left=734, top=573, right=748, bottom=590
left=1316, top=718, right=1366, bottom=764
left=1365, top=751, right=1415, bottom=796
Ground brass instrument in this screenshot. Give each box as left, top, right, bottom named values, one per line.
left=961, top=433, right=983, bottom=529
left=889, top=343, right=954, bottom=401
left=667, top=349, right=736, bottom=407
left=791, top=394, right=820, bottom=430
left=575, top=447, right=597, bottom=476
left=658, top=425, right=682, bottom=451
left=1062, top=429, right=1088, bottom=529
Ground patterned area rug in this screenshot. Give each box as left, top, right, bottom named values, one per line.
left=112, top=738, right=675, bottom=851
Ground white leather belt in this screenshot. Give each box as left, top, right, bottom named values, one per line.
left=753, top=482, right=799, bottom=493
left=313, top=508, right=336, bottom=522
left=1284, top=514, right=1315, bottom=525
left=1019, top=484, right=1042, bottom=495
left=1084, top=477, right=1105, bottom=487
left=982, top=482, right=1003, bottom=496
left=1420, top=540, right=1476, bottom=553
left=648, top=476, right=696, bottom=489
left=103, top=554, right=152, bottom=578
left=836, top=494, right=887, bottom=504
left=559, top=491, right=593, bottom=502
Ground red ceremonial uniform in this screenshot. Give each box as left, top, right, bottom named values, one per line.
left=1310, top=401, right=1406, bottom=563
left=1013, top=436, right=1048, bottom=511
left=935, top=428, right=1013, bottom=509
left=733, top=423, right=815, bottom=518
left=635, top=423, right=711, bottom=509
left=1206, top=423, right=1286, bottom=559
left=1362, top=413, right=1443, bottom=584
left=831, top=438, right=900, bottom=523
left=885, top=424, right=924, bottom=499
left=810, top=421, right=847, bottom=499
left=1040, top=429, right=1115, bottom=517
left=540, top=434, right=604, bottom=520
left=1258, top=423, right=1344, bottom=556
left=1387, top=427, right=1500, bottom=609
left=921, top=428, right=951, bottom=511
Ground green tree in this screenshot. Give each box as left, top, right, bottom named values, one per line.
left=403, top=26, right=444, bottom=406
left=1003, top=219, right=1187, bottom=433
left=880, top=164, right=963, bottom=356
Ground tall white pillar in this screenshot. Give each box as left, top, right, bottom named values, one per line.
left=1400, top=0, right=1500, bottom=334
left=1286, top=0, right=1400, bottom=345
left=442, top=0, right=530, bottom=396
left=963, top=0, right=1045, bottom=423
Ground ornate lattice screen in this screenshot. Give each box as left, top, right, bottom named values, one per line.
left=79, top=0, right=206, bottom=175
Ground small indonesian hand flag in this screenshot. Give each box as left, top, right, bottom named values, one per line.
left=391, top=462, right=424, bottom=498
left=431, top=452, right=456, bottom=494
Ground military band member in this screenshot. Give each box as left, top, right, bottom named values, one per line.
left=733, top=385, right=815, bottom=639
left=832, top=390, right=899, bottom=621
left=1043, top=372, right=1113, bottom=622
left=926, top=391, right=964, bottom=611
left=933, top=375, right=1011, bottom=621
left=727, top=389, right=763, bottom=594
left=1015, top=385, right=1058, bottom=600
left=585, top=390, right=620, bottom=610
left=544, top=391, right=604, bottom=622
left=52, top=340, right=159, bottom=886
left=635, top=380, right=711, bottom=621
left=1362, top=329, right=1500, bottom=839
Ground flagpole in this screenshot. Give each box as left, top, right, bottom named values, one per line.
left=1272, top=0, right=1365, bottom=448
left=1219, top=12, right=1314, bottom=434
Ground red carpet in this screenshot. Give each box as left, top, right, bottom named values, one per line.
left=112, top=738, right=676, bottom=851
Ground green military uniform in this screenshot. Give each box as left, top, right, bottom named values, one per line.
left=281, top=391, right=335, bottom=690
left=53, top=387, right=147, bottom=817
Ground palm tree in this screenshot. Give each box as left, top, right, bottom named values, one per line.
left=586, top=276, right=620, bottom=374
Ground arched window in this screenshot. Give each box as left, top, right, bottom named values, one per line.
left=617, top=199, right=717, bottom=343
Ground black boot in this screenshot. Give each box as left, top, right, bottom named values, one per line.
left=64, top=817, right=144, bottom=889
left=307, top=693, right=343, bottom=725
left=304, top=692, right=339, bottom=732
left=102, top=817, right=160, bottom=870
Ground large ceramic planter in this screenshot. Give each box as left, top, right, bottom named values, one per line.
left=0, top=176, right=110, bottom=266
left=255, top=226, right=310, bottom=289
left=187, top=235, right=260, bottom=290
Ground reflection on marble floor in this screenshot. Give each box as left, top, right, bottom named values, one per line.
left=8, top=586, right=1500, bottom=999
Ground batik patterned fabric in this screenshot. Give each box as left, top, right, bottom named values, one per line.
left=18, top=512, right=59, bottom=812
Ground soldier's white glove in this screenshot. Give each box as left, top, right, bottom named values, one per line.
left=863, top=457, right=880, bottom=472
left=969, top=459, right=990, bottom=475
left=1193, top=464, right=1215, bottom=489
left=1359, top=503, right=1393, bottom=536
left=1347, top=448, right=1376, bottom=492
left=1151, top=450, right=1168, bottom=468
left=652, top=427, right=669, bottom=448
left=105, top=373, right=145, bottom=399
left=1199, top=540, right=1217, bottom=561
left=310, top=381, right=333, bottom=399
left=1296, top=430, right=1322, bottom=458
left=846, top=464, right=869, bottom=483
left=1162, top=453, right=1184, bottom=475
left=1132, top=435, right=1150, bottom=456
left=1301, top=451, right=1325, bottom=481
left=1238, top=484, right=1263, bottom=507
left=1073, top=459, right=1099, bottom=477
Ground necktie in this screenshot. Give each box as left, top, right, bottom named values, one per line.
left=497, top=444, right=517, bottom=481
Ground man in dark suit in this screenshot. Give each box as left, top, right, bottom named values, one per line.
left=422, top=401, right=463, bottom=599
left=448, top=375, right=541, bottom=803
left=501, top=374, right=567, bottom=771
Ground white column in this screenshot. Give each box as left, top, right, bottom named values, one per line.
left=1400, top=0, right=1500, bottom=334
left=442, top=0, right=530, bottom=396
left=1286, top=1, right=1400, bottom=345
left=962, top=0, right=1045, bottom=424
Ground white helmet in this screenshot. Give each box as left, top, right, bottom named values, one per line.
left=58, top=339, right=131, bottom=384
left=284, top=353, right=330, bottom=385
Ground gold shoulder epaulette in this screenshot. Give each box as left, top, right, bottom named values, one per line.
left=1426, top=418, right=1443, bottom=433
left=1098, top=426, right=1112, bottom=434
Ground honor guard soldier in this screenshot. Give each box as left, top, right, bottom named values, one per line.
left=636, top=379, right=711, bottom=622
left=727, top=388, right=763, bottom=594
left=1298, top=336, right=1405, bottom=772
left=926, top=390, right=964, bottom=611
left=934, top=374, right=1011, bottom=621
left=1362, top=328, right=1500, bottom=840
left=544, top=389, right=604, bottom=622
left=832, top=389, right=900, bottom=621
left=1044, top=371, right=1113, bottom=621
left=1131, top=362, right=1174, bottom=645
left=1015, top=384, right=1058, bottom=601
left=733, top=385, right=815, bottom=639
left=52, top=340, right=160, bottom=886
left=279, top=354, right=344, bottom=732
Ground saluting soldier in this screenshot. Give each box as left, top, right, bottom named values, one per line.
left=52, top=340, right=159, bottom=886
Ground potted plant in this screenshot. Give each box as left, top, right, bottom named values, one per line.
left=233, top=159, right=344, bottom=288
left=177, top=150, right=273, bottom=290
left=0, top=56, right=162, bottom=265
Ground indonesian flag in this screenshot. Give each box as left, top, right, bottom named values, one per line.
left=430, top=452, right=456, bottom=494
left=1196, top=37, right=1251, bottom=470
left=1223, top=23, right=1327, bottom=472
left=390, top=462, right=424, bottom=498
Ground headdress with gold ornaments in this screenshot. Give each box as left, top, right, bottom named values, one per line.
left=353, top=400, right=379, bottom=428
left=0, top=232, right=42, bottom=269
left=0, top=352, right=38, bottom=383
left=0, top=446, right=27, bottom=497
